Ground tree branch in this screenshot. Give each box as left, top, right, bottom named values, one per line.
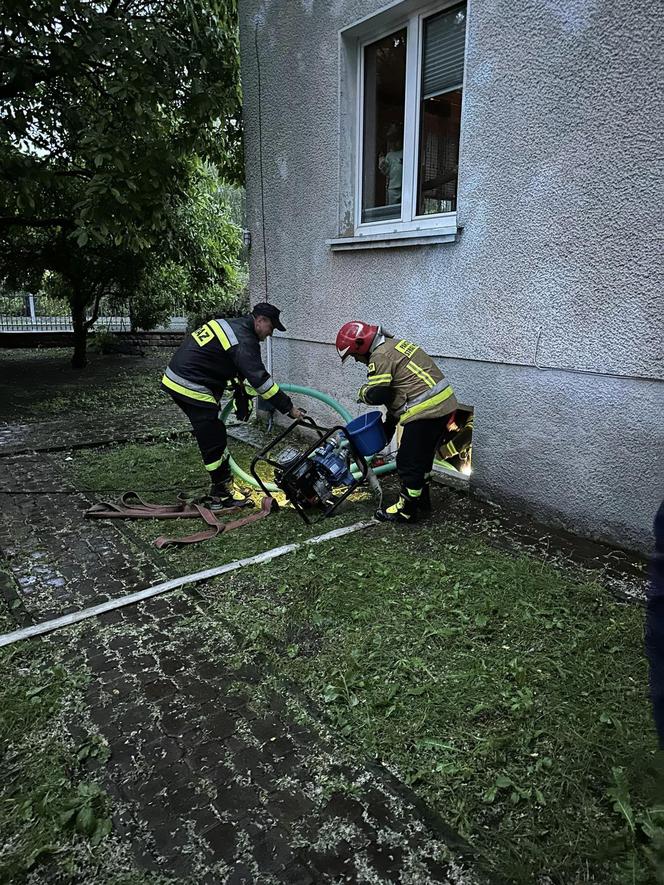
left=3, top=164, right=95, bottom=181
left=0, top=65, right=62, bottom=100
left=53, top=168, right=95, bottom=180
left=85, top=287, right=105, bottom=329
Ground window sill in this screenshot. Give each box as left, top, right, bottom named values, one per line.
left=327, top=227, right=459, bottom=251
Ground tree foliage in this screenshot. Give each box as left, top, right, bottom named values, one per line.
left=114, top=169, right=247, bottom=332
left=4, top=167, right=245, bottom=349
left=0, top=0, right=242, bottom=244
left=0, top=0, right=243, bottom=365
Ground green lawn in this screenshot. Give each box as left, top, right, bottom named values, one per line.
left=0, top=348, right=166, bottom=422
left=64, top=436, right=664, bottom=884
left=64, top=435, right=379, bottom=573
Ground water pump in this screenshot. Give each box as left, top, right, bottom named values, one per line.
left=250, top=418, right=369, bottom=524
left=274, top=437, right=355, bottom=511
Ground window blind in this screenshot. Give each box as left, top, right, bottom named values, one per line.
left=421, top=4, right=467, bottom=100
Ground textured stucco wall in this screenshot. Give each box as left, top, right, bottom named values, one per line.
left=239, top=0, right=664, bottom=551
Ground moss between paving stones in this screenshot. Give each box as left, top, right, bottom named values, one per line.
left=0, top=590, right=187, bottom=885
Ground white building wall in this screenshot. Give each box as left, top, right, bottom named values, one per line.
left=239, top=0, right=664, bottom=551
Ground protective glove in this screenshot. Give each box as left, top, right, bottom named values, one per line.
left=232, top=379, right=254, bottom=422
left=383, top=414, right=397, bottom=444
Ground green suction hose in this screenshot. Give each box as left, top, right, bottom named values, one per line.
left=277, top=384, right=354, bottom=424
left=221, top=384, right=397, bottom=491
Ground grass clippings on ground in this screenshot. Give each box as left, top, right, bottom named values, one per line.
left=0, top=595, right=111, bottom=882
left=61, top=432, right=664, bottom=884
left=192, top=512, right=662, bottom=884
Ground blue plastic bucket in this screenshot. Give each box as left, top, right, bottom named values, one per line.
left=345, top=411, right=386, bottom=457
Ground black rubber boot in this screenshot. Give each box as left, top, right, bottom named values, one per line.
left=375, top=491, right=419, bottom=524
left=208, top=481, right=253, bottom=511
left=419, top=480, right=432, bottom=517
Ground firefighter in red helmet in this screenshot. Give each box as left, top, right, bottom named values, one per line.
left=336, top=321, right=458, bottom=523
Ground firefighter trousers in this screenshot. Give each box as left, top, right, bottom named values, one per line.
left=396, top=415, right=448, bottom=492
left=171, top=396, right=231, bottom=486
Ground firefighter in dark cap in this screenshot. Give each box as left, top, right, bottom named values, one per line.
left=162, top=303, right=305, bottom=509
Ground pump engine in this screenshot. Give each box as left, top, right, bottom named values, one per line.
left=250, top=417, right=368, bottom=524
left=275, top=438, right=355, bottom=509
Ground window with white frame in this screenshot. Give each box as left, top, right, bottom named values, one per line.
left=356, top=1, right=467, bottom=236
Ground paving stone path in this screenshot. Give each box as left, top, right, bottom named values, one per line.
left=0, top=451, right=165, bottom=622
left=0, top=424, right=487, bottom=882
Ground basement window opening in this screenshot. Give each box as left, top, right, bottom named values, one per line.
left=386, top=404, right=473, bottom=482
left=433, top=404, right=473, bottom=479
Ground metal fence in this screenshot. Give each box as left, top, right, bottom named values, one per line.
left=0, top=294, right=187, bottom=333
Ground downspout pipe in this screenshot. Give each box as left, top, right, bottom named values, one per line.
left=265, top=335, right=273, bottom=375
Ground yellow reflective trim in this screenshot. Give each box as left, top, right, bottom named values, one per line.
left=261, top=382, right=280, bottom=400
left=192, top=324, right=215, bottom=347
left=406, top=361, right=435, bottom=388
left=204, top=451, right=229, bottom=472
left=208, top=319, right=233, bottom=350
left=244, top=383, right=257, bottom=396
left=395, top=339, right=418, bottom=358
left=400, top=385, right=455, bottom=423
left=386, top=498, right=412, bottom=517
left=366, top=374, right=392, bottom=385
left=406, top=487, right=422, bottom=498
left=162, top=374, right=216, bottom=404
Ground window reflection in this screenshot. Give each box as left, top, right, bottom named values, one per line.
left=361, top=29, right=407, bottom=223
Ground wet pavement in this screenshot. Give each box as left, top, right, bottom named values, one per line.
left=0, top=350, right=490, bottom=883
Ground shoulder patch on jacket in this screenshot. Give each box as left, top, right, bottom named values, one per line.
left=368, top=362, right=376, bottom=374
left=395, top=339, right=418, bottom=358
left=192, top=324, right=215, bottom=347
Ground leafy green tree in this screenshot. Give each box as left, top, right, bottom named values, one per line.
left=0, top=0, right=242, bottom=366
left=111, top=170, right=247, bottom=332
left=7, top=168, right=246, bottom=359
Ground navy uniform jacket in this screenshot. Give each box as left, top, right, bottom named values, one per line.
left=162, top=314, right=292, bottom=415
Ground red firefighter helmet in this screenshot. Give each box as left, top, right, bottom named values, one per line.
left=335, top=321, right=379, bottom=361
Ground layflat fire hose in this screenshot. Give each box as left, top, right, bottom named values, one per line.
left=223, top=383, right=396, bottom=493
left=0, top=520, right=375, bottom=648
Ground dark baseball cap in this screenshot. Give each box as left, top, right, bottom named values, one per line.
left=252, top=302, right=286, bottom=332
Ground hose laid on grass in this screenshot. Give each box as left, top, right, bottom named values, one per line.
left=0, top=519, right=376, bottom=648
left=221, top=383, right=397, bottom=492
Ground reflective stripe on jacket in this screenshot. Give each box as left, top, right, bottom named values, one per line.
left=358, top=337, right=457, bottom=425
left=162, top=315, right=292, bottom=413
